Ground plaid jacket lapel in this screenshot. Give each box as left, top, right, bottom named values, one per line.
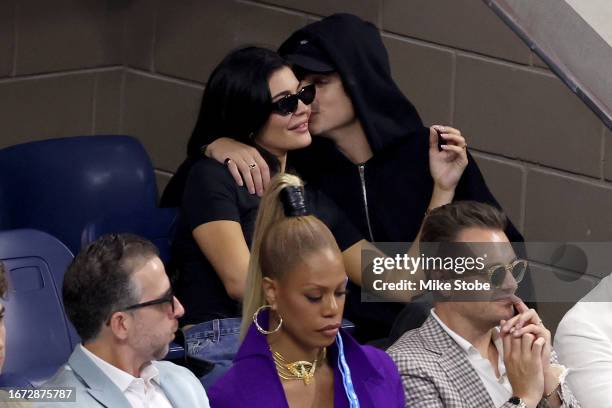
left=420, top=316, right=497, bottom=407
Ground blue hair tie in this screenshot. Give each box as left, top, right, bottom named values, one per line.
left=336, top=333, right=360, bottom=407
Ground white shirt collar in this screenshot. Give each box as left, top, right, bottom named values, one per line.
left=431, top=309, right=511, bottom=405
left=431, top=309, right=474, bottom=352
left=79, top=344, right=162, bottom=392
left=430, top=309, right=504, bottom=359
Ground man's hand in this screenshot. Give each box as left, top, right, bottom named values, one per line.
left=205, top=138, right=270, bottom=196
left=502, top=330, right=545, bottom=408
left=501, top=301, right=551, bottom=374
left=502, top=300, right=559, bottom=399
left=428, top=125, right=468, bottom=192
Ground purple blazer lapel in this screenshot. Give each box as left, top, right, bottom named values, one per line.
left=235, top=322, right=290, bottom=407
left=332, top=330, right=385, bottom=407
left=235, top=315, right=387, bottom=407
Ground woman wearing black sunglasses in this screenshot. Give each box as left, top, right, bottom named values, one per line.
left=169, top=45, right=469, bottom=387
left=170, top=47, right=366, bottom=387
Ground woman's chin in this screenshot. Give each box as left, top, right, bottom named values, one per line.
left=286, top=133, right=312, bottom=150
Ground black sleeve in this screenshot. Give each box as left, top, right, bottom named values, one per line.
left=182, top=158, right=241, bottom=231
left=160, top=155, right=199, bottom=208
left=454, top=151, right=524, bottom=242
left=306, top=185, right=363, bottom=251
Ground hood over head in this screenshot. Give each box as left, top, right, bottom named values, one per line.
left=279, top=13, right=425, bottom=153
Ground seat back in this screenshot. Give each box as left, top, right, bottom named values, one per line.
left=80, top=209, right=185, bottom=361
left=81, top=207, right=179, bottom=264
left=0, top=135, right=158, bottom=254
left=0, top=229, right=79, bottom=386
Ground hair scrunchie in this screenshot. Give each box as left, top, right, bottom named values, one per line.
left=280, top=186, right=310, bottom=217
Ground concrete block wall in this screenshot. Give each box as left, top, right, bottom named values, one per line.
left=0, top=0, right=123, bottom=148
left=1, top=0, right=610, bottom=330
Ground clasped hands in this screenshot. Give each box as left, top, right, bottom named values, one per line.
left=501, top=299, right=564, bottom=408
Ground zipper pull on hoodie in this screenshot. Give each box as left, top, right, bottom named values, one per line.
left=357, top=163, right=375, bottom=241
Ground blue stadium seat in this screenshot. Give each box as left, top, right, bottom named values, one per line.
left=0, top=136, right=185, bottom=371
left=0, top=135, right=160, bottom=255
left=81, top=207, right=178, bottom=265
left=0, top=228, right=185, bottom=386
left=0, top=229, right=79, bottom=387
left=0, top=372, right=33, bottom=388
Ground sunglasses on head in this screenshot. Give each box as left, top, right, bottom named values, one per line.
left=270, top=84, right=316, bottom=116
left=485, top=259, right=527, bottom=288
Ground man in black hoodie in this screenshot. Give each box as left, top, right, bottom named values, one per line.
left=166, top=14, right=532, bottom=343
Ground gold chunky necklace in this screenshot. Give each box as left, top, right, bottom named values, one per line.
left=270, top=347, right=327, bottom=385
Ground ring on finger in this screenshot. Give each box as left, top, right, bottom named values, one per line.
left=224, top=158, right=232, bottom=166
left=249, top=163, right=257, bottom=169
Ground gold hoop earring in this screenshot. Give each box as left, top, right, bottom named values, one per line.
left=253, top=305, right=282, bottom=335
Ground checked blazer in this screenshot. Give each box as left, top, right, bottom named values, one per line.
left=387, top=315, right=581, bottom=408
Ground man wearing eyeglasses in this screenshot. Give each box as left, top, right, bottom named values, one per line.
left=387, top=201, right=580, bottom=408
left=39, top=234, right=210, bottom=408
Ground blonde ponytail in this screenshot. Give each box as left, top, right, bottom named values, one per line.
left=240, top=173, right=340, bottom=339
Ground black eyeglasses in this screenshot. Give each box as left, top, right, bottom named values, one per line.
left=270, top=84, right=316, bottom=116
left=106, top=289, right=175, bottom=325
left=124, top=289, right=175, bottom=312
left=485, top=259, right=528, bottom=288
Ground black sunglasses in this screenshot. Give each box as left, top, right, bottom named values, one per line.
left=270, top=84, right=316, bottom=116
left=107, top=289, right=176, bottom=324
left=123, top=288, right=176, bottom=313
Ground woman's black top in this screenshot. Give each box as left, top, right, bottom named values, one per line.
left=173, top=157, right=362, bottom=326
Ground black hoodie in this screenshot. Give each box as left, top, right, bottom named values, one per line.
left=280, top=13, right=523, bottom=244
left=278, top=14, right=530, bottom=342
left=163, top=14, right=532, bottom=342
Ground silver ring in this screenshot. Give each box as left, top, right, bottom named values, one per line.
left=249, top=163, right=257, bottom=169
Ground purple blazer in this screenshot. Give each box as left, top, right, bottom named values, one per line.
left=208, top=319, right=405, bottom=407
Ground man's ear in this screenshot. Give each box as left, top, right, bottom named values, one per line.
left=438, top=280, right=455, bottom=300
left=108, top=311, right=130, bottom=341
left=428, top=268, right=444, bottom=281
left=428, top=269, right=454, bottom=300
left=262, top=277, right=278, bottom=310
